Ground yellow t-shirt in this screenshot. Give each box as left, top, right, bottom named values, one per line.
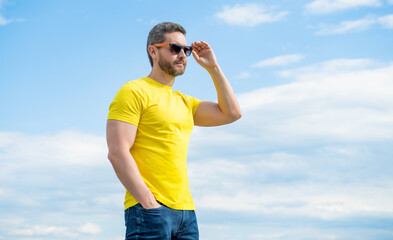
left=108, top=77, right=201, bottom=210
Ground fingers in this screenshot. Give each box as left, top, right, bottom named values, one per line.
left=191, top=41, right=210, bottom=52
left=192, top=49, right=199, bottom=60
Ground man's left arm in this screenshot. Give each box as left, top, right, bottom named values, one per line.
left=191, top=41, right=242, bottom=126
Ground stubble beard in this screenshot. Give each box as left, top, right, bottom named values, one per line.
left=158, top=57, right=186, bottom=77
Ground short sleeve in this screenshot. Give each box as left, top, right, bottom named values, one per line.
left=190, top=96, right=201, bottom=116
left=107, top=82, right=145, bottom=126
left=175, top=91, right=201, bottom=116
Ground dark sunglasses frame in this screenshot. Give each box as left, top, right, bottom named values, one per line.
left=152, top=43, right=193, bottom=57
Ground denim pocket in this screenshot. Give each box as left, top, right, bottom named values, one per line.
left=141, top=207, right=164, bottom=214
left=137, top=203, right=164, bottom=211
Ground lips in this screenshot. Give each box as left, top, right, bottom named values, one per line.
left=175, top=61, right=185, bottom=67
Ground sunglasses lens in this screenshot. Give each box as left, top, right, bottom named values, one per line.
left=168, top=44, right=192, bottom=56
left=170, top=44, right=182, bottom=54
left=184, top=47, right=192, bottom=56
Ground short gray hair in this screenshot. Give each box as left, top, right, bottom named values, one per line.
left=146, top=22, right=186, bottom=67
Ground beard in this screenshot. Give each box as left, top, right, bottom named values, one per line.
left=158, top=57, right=186, bottom=77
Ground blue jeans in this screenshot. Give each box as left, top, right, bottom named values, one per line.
left=124, top=203, right=199, bottom=240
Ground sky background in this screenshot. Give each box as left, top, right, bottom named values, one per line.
left=1, top=0, right=393, bottom=239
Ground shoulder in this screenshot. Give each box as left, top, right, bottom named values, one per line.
left=117, top=79, right=148, bottom=97
left=174, top=90, right=191, bottom=101
left=121, top=79, right=144, bottom=91
left=174, top=89, right=193, bottom=97
left=174, top=90, right=201, bottom=107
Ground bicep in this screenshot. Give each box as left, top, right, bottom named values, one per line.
left=193, top=101, right=231, bottom=127
left=106, top=119, right=138, bottom=153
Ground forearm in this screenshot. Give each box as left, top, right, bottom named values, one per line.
left=191, top=41, right=242, bottom=126
left=207, top=65, right=241, bottom=120
left=108, top=150, right=157, bottom=208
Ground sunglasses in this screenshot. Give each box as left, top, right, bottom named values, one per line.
left=152, top=43, right=193, bottom=57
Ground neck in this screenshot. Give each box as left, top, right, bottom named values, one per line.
left=147, top=68, right=175, bottom=87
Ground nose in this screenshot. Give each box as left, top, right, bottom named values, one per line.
left=178, top=48, right=187, bottom=57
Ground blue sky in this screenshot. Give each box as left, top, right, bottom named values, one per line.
left=1, top=0, right=393, bottom=239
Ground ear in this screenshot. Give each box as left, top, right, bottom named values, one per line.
left=148, top=45, right=157, bottom=59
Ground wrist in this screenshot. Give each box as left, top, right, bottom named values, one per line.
left=206, top=64, right=221, bottom=74
left=140, top=192, right=157, bottom=208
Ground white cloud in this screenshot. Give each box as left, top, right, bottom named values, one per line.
left=305, top=0, right=381, bottom=14
left=13, top=225, right=75, bottom=237
left=78, top=222, right=102, bottom=234
left=379, top=14, right=393, bottom=28
left=12, top=223, right=102, bottom=237
left=191, top=58, right=393, bottom=151
left=235, top=71, right=251, bottom=79
left=0, top=0, right=22, bottom=26
left=0, top=131, right=107, bottom=166
left=315, top=14, right=393, bottom=35
left=252, top=54, right=305, bottom=68
left=278, top=58, right=377, bottom=78
left=0, top=15, right=9, bottom=25
left=243, top=60, right=393, bottom=142
left=198, top=183, right=393, bottom=219
left=0, top=0, right=8, bottom=26
left=189, top=154, right=393, bottom=219
left=215, top=3, right=288, bottom=27
left=0, top=130, right=122, bottom=240
left=316, top=17, right=377, bottom=35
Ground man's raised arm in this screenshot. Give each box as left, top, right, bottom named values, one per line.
left=191, top=41, right=241, bottom=127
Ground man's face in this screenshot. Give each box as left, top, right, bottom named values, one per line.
left=156, top=32, right=188, bottom=77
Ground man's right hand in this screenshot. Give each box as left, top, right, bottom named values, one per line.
left=141, top=200, right=162, bottom=209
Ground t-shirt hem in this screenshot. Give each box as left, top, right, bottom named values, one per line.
left=124, top=199, right=196, bottom=211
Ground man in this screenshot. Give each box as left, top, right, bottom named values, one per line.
left=106, top=22, right=241, bottom=240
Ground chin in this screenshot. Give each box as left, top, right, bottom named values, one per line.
left=174, top=71, right=185, bottom=77
left=174, top=67, right=186, bottom=76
